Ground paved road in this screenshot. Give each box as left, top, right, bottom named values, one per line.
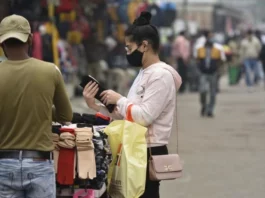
left=71, top=78, right=265, bottom=198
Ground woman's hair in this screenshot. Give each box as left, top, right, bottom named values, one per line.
left=125, top=12, right=160, bottom=53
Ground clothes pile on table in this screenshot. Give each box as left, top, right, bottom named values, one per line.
left=53, top=113, right=112, bottom=198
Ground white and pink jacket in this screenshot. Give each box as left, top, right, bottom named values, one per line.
left=100, top=62, right=182, bottom=147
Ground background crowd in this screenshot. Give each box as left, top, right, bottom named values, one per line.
left=0, top=0, right=265, bottom=96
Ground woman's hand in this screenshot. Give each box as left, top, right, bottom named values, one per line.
left=100, top=90, right=123, bottom=105
left=83, top=82, right=99, bottom=108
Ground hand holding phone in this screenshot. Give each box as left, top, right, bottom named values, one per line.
left=80, top=75, right=116, bottom=113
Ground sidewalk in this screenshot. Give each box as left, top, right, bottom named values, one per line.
left=160, top=77, right=265, bottom=198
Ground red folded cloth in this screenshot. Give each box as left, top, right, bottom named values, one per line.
left=60, top=128, right=75, bottom=133
left=57, top=130, right=76, bottom=185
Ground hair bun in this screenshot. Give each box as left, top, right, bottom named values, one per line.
left=133, top=12, right=152, bottom=26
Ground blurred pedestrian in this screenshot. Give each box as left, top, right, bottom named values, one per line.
left=226, top=36, right=241, bottom=85
left=172, top=30, right=190, bottom=93
left=259, top=32, right=265, bottom=88
left=194, top=30, right=226, bottom=92
left=255, top=30, right=265, bottom=86
left=195, top=35, right=224, bottom=117
left=240, top=30, right=262, bottom=88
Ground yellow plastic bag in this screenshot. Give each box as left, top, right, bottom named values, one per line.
left=104, top=120, right=147, bottom=198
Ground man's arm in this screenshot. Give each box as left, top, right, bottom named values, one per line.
left=52, top=66, right=73, bottom=122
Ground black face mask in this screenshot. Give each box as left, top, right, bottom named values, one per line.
left=126, top=49, right=144, bottom=67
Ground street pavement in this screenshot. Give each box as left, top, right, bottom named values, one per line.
left=70, top=77, right=265, bottom=198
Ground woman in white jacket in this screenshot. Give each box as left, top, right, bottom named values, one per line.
left=83, top=12, right=182, bottom=198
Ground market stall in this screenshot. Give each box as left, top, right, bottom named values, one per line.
left=54, top=113, right=111, bottom=198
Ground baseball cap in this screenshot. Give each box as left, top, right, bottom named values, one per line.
left=0, top=15, right=31, bottom=44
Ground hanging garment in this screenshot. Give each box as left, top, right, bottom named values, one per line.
left=59, top=10, right=76, bottom=22
left=79, top=17, right=91, bottom=40
left=57, top=129, right=76, bottom=185
left=117, top=2, right=130, bottom=24
left=128, top=0, right=141, bottom=23
left=67, top=31, right=82, bottom=45
left=147, top=3, right=163, bottom=27
left=88, top=126, right=112, bottom=189
left=108, top=4, right=119, bottom=22
left=75, top=128, right=96, bottom=180
left=56, top=0, right=78, bottom=13
left=160, top=2, right=177, bottom=27
left=41, top=34, right=54, bottom=63
left=10, top=0, right=42, bottom=21
left=71, top=17, right=91, bottom=41
left=136, top=2, right=149, bottom=17
left=57, top=21, right=71, bottom=39
left=44, top=22, right=60, bottom=66
left=32, top=31, right=43, bottom=60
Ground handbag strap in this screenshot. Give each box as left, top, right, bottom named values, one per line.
left=176, top=98, right=179, bottom=154
left=148, top=97, right=179, bottom=158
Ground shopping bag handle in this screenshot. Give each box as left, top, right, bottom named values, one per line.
left=126, top=104, right=134, bottom=122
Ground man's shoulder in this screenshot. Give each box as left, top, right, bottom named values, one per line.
left=31, top=58, right=56, bottom=67
left=31, top=58, right=60, bottom=72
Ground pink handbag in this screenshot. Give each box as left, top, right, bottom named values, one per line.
left=149, top=153, right=182, bottom=181
left=149, top=101, right=183, bottom=181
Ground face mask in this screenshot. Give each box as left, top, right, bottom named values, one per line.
left=126, top=49, right=143, bottom=67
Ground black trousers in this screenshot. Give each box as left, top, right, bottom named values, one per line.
left=140, top=145, right=168, bottom=198
left=177, top=58, right=187, bottom=93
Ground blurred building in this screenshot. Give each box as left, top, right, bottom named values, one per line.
left=173, top=0, right=244, bottom=33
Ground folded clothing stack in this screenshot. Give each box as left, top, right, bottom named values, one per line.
left=57, top=128, right=76, bottom=185
left=80, top=114, right=96, bottom=125
left=87, top=126, right=112, bottom=190
left=95, top=113, right=110, bottom=126
left=72, top=113, right=84, bottom=123
left=71, top=112, right=110, bottom=126
left=75, top=128, right=96, bottom=180
left=53, top=121, right=111, bottom=193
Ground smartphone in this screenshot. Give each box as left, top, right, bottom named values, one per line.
left=80, top=75, right=104, bottom=99
left=80, top=75, right=116, bottom=113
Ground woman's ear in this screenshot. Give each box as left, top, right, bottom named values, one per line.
left=142, top=40, right=149, bottom=52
